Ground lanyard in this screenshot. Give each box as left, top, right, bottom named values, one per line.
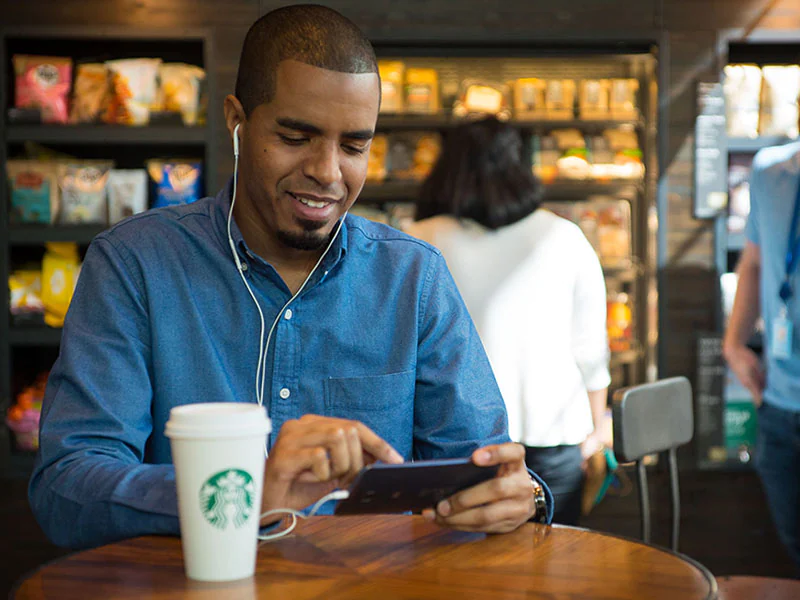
left=778, top=176, right=800, bottom=304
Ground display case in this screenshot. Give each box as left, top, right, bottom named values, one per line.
left=0, top=27, right=216, bottom=474
left=354, top=46, right=659, bottom=392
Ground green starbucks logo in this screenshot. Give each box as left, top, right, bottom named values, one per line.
left=199, top=469, right=255, bottom=530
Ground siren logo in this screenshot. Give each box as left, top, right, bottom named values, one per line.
left=199, top=469, right=255, bottom=530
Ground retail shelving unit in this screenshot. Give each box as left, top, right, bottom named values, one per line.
left=0, top=27, right=215, bottom=473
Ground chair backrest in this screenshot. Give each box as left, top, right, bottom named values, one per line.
left=611, top=376, right=694, bottom=551
left=613, top=376, right=694, bottom=463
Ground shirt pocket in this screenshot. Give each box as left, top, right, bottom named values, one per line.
left=324, top=370, right=415, bottom=456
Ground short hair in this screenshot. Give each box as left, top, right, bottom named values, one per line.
left=416, top=117, right=543, bottom=230
left=234, top=4, right=378, bottom=116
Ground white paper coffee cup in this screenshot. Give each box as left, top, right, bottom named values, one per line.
left=165, top=402, right=271, bottom=582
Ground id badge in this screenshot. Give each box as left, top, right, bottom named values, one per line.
left=771, top=308, right=793, bottom=360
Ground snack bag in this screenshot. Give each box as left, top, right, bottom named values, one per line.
left=452, top=80, right=511, bottom=120
left=760, top=65, right=800, bottom=138
left=609, top=78, right=639, bottom=120
left=107, top=169, right=149, bottom=224
left=545, top=79, right=576, bottom=120
left=41, top=242, right=80, bottom=328
left=404, top=68, right=439, bottom=114
left=13, top=55, right=72, bottom=123
left=58, top=162, right=114, bottom=225
left=6, top=160, right=58, bottom=224
left=70, top=63, right=111, bottom=124
left=105, top=58, right=162, bottom=125
left=514, top=78, right=547, bottom=119
left=9, top=269, right=44, bottom=325
left=378, top=61, right=405, bottom=113
left=579, top=80, right=611, bottom=120
left=156, top=63, right=206, bottom=126
left=366, top=134, right=388, bottom=182
left=147, top=160, right=203, bottom=207
left=723, top=64, right=762, bottom=138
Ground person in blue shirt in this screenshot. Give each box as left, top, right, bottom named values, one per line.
left=29, top=4, right=552, bottom=550
left=723, top=139, right=800, bottom=576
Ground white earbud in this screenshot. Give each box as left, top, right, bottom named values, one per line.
left=233, top=123, right=240, bottom=157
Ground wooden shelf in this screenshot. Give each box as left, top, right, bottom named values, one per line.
left=727, top=135, right=797, bottom=153
left=376, top=114, right=643, bottom=131
left=8, top=327, right=62, bottom=347
left=8, top=225, right=107, bottom=245
left=6, top=124, right=207, bottom=145
left=359, top=179, right=642, bottom=204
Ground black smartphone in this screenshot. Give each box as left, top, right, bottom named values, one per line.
left=333, top=457, right=499, bottom=515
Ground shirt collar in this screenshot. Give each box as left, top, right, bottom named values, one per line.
left=211, top=177, right=349, bottom=272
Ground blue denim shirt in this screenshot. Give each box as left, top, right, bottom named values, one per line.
left=29, top=184, right=553, bottom=549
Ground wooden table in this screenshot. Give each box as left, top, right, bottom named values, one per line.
left=13, top=516, right=717, bottom=599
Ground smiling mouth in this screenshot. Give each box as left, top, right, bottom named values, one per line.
left=290, top=192, right=338, bottom=208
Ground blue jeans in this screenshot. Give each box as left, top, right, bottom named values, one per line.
left=755, top=402, right=800, bottom=577
left=524, top=445, right=583, bottom=526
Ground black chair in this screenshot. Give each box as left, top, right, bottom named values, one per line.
left=612, top=376, right=694, bottom=552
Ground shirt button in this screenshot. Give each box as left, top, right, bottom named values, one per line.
left=279, top=387, right=291, bottom=399
left=284, top=309, right=293, bottom=320
left=240, top=262, right=248, bottom=272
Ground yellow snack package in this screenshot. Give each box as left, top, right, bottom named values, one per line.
left=366, top=134, right=388, bottom=182
left=378, top=61, right=404, bottom=114
left=404, top=68, right=439, bottom=114
left=41, top=242, right=80, bottom=328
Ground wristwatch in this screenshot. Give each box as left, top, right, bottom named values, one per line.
left=529, top=476, right=548, bottom=524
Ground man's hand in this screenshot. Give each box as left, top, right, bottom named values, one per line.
left=421, top=443, right=536, bottom=534
left=723, top=343, right=766, bottom=407
left=260, top=414, right=403, bottom=521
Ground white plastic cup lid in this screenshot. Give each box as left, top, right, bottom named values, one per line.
left=165, top=402, right=271, bottom=440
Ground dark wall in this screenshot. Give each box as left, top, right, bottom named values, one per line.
left=3, top=0, right=800, bottom=380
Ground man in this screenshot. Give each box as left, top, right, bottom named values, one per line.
left=723, top=139, right=800, bottom=575
left=29, top=5, right=552, bottom=550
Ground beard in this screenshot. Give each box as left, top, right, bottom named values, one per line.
left=276, top=217, right=333, bottom=251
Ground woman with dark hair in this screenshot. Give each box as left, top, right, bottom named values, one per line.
left=406, top=116, right=611, bottom=525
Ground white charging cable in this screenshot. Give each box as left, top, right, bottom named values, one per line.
left=257, top=489, right=350, bottom=542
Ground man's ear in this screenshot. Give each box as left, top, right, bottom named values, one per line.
left=224, top=95, right=246, bottom=141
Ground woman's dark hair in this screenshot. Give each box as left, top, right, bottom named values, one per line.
left=416, top=116, right=543, bottom=230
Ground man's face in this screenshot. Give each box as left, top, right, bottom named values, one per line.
left=237, top=60, right=380, bottom=252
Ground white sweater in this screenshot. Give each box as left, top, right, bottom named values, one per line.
left=406, top=210, right=610, bottom=446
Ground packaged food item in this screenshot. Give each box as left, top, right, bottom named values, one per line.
left=601, top=127, right=644, bottom=180
left=9, top=269, right=44, bottom=325
left=609, top=78, right=639, bottom=120
left=155, top=63, right=206, bottom=126
left=404, top=68, right=439, bottom=114
left=531, top=135, right=560, bottom=184
left=579, top=80, right=611, bottom=120
left=58, top=162, right=113, bottom=225
left=105, top=58, right=162, bottom=125
left=452, top=80, right=511, bottom=120
left=545, top=79, right=576, bottom=120
left=723, top=64, right=762, bottom=138
left=387, top=132, right=441, bottom=180
left=551, top=129, right=590, bottom=180
left=107, top=169, right=149, bottom=224
left=759, top=65, right=800, bottom=138
left=366, top=134, right=388, bottom=182
left=607, top=292, right=633, bottom=352
left=6, top=160, right=58, bottom=224
left=13, top=55, right=72, bottom=124
left=41, top=242, right=80, bottom=328
left=70, top=63, right=111, bottom=124
left=596, top=200, right=632, bottom=266
left=378, top=61, right=405, bottom=113
left=147, top=160, right=203, bottom=207
left=6, top=374, right=47, bottom=451
left=514, top=78, right=547, bottom=119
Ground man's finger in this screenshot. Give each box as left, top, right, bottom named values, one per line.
left=471, top=442, right=525, bottom=467
left=353, top=422, right=403, bottom=464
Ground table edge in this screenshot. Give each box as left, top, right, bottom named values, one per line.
left=10, top=525, right=719, bottom=600
left=553, top=524, right=718, bottom=600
